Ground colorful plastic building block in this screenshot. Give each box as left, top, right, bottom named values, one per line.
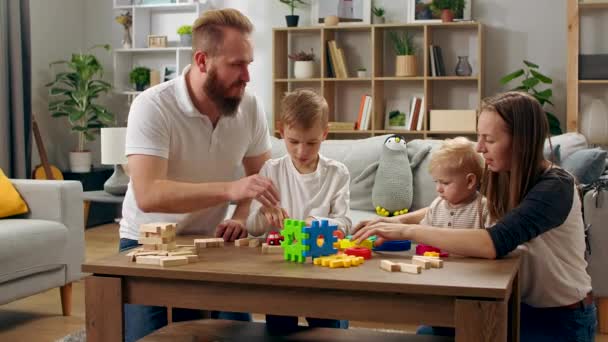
left=313, top=254, right=365, bottom=268
left=266, top=231, right=284, bottom=246
left=304, top=220, right=338, bottom=259
left=336, top=238, right=373, bottom=250
left=280, top=219, right=309, bottom=263
left=415, top=244, right=448, bottom=257
left=424, top=251, right=440, bottom=257
left=344, top=247, right=372, bottom=260
left=373, top=240, right=411, bottom=252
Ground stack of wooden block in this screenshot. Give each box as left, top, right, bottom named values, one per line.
left=380, top=255, right=444, bottom=274
left=125, top=222, right=200, bottom=267
left=139, top=222, right=178, bottom=251
left=194, top=238, right=225, bottom=249
left=234, top=237, right=263, bottom=248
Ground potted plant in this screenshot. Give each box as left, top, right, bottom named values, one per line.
left=47, top=44, right=114, bottom=173
left=431, top=0, right=465, bottom=22
left=357, top=67, right=368, bottom=78
left=500, top=60, right=563, bottom=135
left=130, top=67, right=151, bottom=91
left=389, top=31, right=416, bottom=77
left=279, top=0, right=307, bottom=27
left=372, top=3, right=386, bottom=24
left=289, top=49, right=315, bottom=79
left=177, top=25, right=192, bottom=47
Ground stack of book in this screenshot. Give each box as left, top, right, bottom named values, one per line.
left=355, top=95, right=373, bottom=130
left=326, top=40, right=349, bottom=78
left=429, top=45, right=446, bottom=76
left=406, top=96, right=425, bottom=131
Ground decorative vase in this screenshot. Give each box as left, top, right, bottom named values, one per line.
left=104, top=164, right=129, bottom=195
left=580, top=98, right=608, bottom=145
left=372, top=16, right=385, bottom=24
left=69, top=151, right=92, bottom=173
left=135, top=83, right=146, bottom=91
left=285, top=15, right=299, bottom=27
left=357, top=70, right=367, bottom=78
left=179, top=34, right=192, bottom=47
left=122, top=28, right=132, bottom=49
left=455, top=56, right=472, bottom=76
left=294, top=61, right=314, bottom=79
left=396, top=55, right=416, bottom=77
left=324, top=15, right=339, bottom=26
left=441, top=9, right=455, bottom=22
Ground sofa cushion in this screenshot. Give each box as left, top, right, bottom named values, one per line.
left=561, top=148, right=607, bottom=184
left=0, top=170, right=29, bottom=218
left=0, top=219, right=68, bottom=283
left=545, top=132, right=587, bottom=162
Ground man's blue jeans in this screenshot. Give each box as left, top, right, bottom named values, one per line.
left=416, top=301, right=597, bottom=342
left=119, top=238, right=251, bottom=342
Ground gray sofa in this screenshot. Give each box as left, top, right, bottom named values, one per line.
left=0, top=179, right=85, bottom=315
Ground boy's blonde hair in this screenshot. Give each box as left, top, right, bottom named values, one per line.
left=429, top=137, right=484, bottom=181
left=280, top=89, right=329, bottom=130
left=192, top=8, right=253, bottom=56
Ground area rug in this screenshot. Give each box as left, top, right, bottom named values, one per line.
left=54, top=326, right=85, bottom=342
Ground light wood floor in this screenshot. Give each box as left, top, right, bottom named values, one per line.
left=0, top=223, right=606, bottom=341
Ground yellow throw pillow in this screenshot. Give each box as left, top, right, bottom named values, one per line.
left=0, top=168, right=29, bottom=218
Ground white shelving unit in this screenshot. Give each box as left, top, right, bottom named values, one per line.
left=112, top=0, right=205, bottom=97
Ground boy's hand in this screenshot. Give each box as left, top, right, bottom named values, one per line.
left=352, top=216, right=400, bottom=234
left=229, top=175, right=280, bottom=207
left=215, top=219, right=248, bottom=242
left=261, top=206, right=289, bottom=229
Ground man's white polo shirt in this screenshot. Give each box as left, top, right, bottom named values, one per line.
left=119, top=65, right=271, bottom=240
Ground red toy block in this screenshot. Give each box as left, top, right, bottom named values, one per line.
left=344, top=247, right=372, bottom=260
left=415, top=244, right=448, bottom=257
left=333, top=229, right=345, bottom=240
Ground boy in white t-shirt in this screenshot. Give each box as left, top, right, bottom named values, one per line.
left=246, top=88, right=350, bottom=330
left=421, top=137, right=490, bottom=229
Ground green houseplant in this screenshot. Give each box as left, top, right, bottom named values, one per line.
left=431, top=0, right=465, bottom=22
left=389, top=31, right=416, bottom=77
left=47, top=44, right=114, bottom=172
left=130, top=67, right=151, bottom=91
left=279, top=0, right=307, bottom=27
left=372, top=3, right=386, bottom=24
left=288, top=49, right=315, bottom=79
left=177, top=24, right=192, bottom=46
left=500, top=60, right=562, bottom=135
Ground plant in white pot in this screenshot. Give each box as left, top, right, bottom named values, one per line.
left=47, top=44, right=115, bottom=173
left=289, top=49, right=315, bottom=79
left=390, top=31, right=417, bottom=77
left=177, top=25, right=192, bottom=47
left=431, top=0, right=465, bottom=23
left=372, top=3, right=386, bottom=24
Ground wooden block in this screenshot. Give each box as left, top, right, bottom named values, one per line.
left=261, top=243, right=283, bottom=254
left=248, top=239, right=261, bottom=248
left=135, top=255, right=163, bottom=265
left=138, top=236, right=174, bottom=245
left=143, top=244, right=158, bottom=251
left=397, top=262, right=422, bottom=274
left=168, top=250, right=195, bottom=256
left=158, top=241, right=177, bottom=251
left=235, top=238, right=250, bottom=247
left=185, top=255, right=199, bottom=263
left=176, top=244, right=195, bottom=248
left=159, top=256, right=188, bottom=267
left=412, top=258, right=431, bottom=269
left=380, top=259, right=400, bottom=272
left=139, top=222, right=176, bottom=234
left=413, top=255, right=444, bottom=268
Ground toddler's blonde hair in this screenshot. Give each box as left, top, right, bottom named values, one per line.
left=429, top=137, right=484, bottom=182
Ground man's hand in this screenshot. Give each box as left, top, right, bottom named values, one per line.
left=229, top=175, right=280, bottom=207
left=260, top=206, right=289, bottom=229
left=215, top=219, right=248, bottom=242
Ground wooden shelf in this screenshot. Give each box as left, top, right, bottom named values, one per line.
left=579, top=80, right=608, bottom=84
left=426, top=130, right=477, bottom=135
left=272, top=22, right=483, bottom=140
left=578, top=2, right=608, bottom=9
left=113, top=3, right=198, bottom=12
left=116, top=47, right=192, bottom=53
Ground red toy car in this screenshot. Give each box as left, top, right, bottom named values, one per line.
left=266, top=231, right=284, bottom=246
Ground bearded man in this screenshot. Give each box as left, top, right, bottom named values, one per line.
left=118, top=9, right=278, bottom=341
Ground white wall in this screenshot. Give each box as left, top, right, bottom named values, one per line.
left=30, top=0, right=587, bottom=168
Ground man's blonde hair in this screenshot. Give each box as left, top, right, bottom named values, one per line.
left=429, top=137, right=484, bottom=181
left=280, top=89, right=329, bottom=130
left=192, top=8, right=253, bottom=56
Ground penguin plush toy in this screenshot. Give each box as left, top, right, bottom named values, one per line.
left=354, top=135, right=431, bottom=216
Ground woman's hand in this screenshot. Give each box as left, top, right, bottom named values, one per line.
left=351, top=221, right=413, bottom=247
left=352, top=216, right=400, bottom=235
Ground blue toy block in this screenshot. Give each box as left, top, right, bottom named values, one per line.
left=303, top=220, right=338, bottom=259
left=373, top=240, right=411, bottom=252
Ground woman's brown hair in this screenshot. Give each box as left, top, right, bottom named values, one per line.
left=479, top=92, right=551, bottom=222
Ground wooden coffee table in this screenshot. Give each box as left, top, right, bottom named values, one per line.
left=83, top=239, right=521, bottom=342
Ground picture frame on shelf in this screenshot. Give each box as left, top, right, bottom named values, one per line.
left=160, top=64, right=177, bottom=82
left=407, top=0, right=472, bottom=23
left=147, top=35, right=168, bottom=48
left=137, top=0, right=176, bottom=5
left=311, top=0, right=372, bottom=26
left=384, top=99, right=409, bottom=130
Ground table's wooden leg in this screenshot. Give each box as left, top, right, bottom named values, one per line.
left=60, top=282, right=72, bottom=316
left=508, top=273, right=521, bottom=342
left=83, top=200, right=91, bottom=229
left=455, top=298, right=508, bottom=342
left=599, top=297, right=608, bottom=334
left=85, top=276, right=123, bottom=342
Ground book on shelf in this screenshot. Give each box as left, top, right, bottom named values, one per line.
left=416, top=97, right=425, bottom=131
left=429, top=45, right=437, bottom=77
left=325, top=43, right=335, bottom=78
left=429, top=46, right=446, bottom=76
left=355, top=95, right=366, bottom=129
left=359, top=95, right=372, bottom=130
left=409, top=97, right=422, bottom=131
left=328, top=121, right=356, bottom=131
left=435, top=46, right=446, bottom=76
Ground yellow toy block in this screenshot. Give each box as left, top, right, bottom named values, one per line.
left=329, top=260, right=344, bottom=268
left=423, top=251, right=440, bottom=258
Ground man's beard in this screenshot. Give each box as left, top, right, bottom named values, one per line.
left=203, top=67, right=245, bottom=117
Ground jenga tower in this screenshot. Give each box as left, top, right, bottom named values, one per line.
left=138, top=223, right=177, bottom=251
